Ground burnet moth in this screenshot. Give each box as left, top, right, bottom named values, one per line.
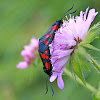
left=38, top=5, right=76, bottom=96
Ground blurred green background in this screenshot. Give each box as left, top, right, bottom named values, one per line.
left=0, top=0, right=100, bottom=100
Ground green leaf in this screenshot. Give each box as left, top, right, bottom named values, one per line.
left=80, top=22, right=100, bottom=45
left=82, top=44, right=100, bottom=51
left=74, top=48, right=90, bottom=71
left=76, top=46, right=100, bottom=72
left=88, top=54, right=100, bottom=72
left=71, top=51, right=86, bottom=85
left=75, top=46, right=92, bottom=63
left=92, top=94, right=100, bottom=100
left=78, top=56, right=90, bottom=72
left=95, top=36, right=99, bottom=39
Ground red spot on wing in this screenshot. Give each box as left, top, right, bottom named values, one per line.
left=52, top=25, right=58, bottom=31
left=45, top=56, right=49, bottom=59
left=45, top=34, right=49, bottom=38
left=49, top=35, right=52, bottom=38
left=44, top=49, right=48, bottom=54
left=41, top=54, right=45, bottom=59
left=41, top=53, right=49, bottom=59
left=45, top=62, right=50, bottom=69
left=45, top=49, right=48, bottom=51
left=44, top=40, right=49, bottom=45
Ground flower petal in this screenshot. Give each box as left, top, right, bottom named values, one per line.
left=84, top=7, right=89, bottom=21
left=16, top=61, right=29, bottom=69
left=50, top=72, right=57, bottom=82
left=30, top=38, right=39, bottom=50
left=21, top=50, right=32, bottom=57
left=51, top=49, right=73, bottom=64
left=17, top=37, right=38, bottom=69
left=53, top=56, right=69, bottom=71
left=57, top=71, right=64, bottom=89
left=52, top=49, right=73, bottom=58
left=87, top=8, right=98, bottom=23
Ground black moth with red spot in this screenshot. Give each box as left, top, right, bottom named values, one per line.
left=38, top=20, right=63, bottom=76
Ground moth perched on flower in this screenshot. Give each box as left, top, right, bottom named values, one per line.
left=49, top=7, right=100, bottom=89
left=17, top=7, right=100, bottom=97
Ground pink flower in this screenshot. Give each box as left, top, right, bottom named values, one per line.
left=16, top=37, right=39, bottom=69
left=49, top=7, right=98, bottom=89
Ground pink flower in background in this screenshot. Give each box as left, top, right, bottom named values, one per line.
left=16, top=37, right=39, bottom=69
left=49, top=7, right=98, bottom=89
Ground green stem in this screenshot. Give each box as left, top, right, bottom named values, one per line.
left=63, top=68, right=97, bottom=93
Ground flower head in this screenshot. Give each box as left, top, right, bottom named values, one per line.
left=49, top=7, right=98, bottom=89
left=16, top=37, right=39, bottom=69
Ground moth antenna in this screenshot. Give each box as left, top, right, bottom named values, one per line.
left=48, top=76, right=54, bottom=96
left=69, top=10, right=77, bottom=15
left=45, top=76, right=54, bottom=96
left=61, top=5, right=74, bottom=20
left=45, top=76, right=48, bottom=95
left=61, top=10, right=77, bottom=20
